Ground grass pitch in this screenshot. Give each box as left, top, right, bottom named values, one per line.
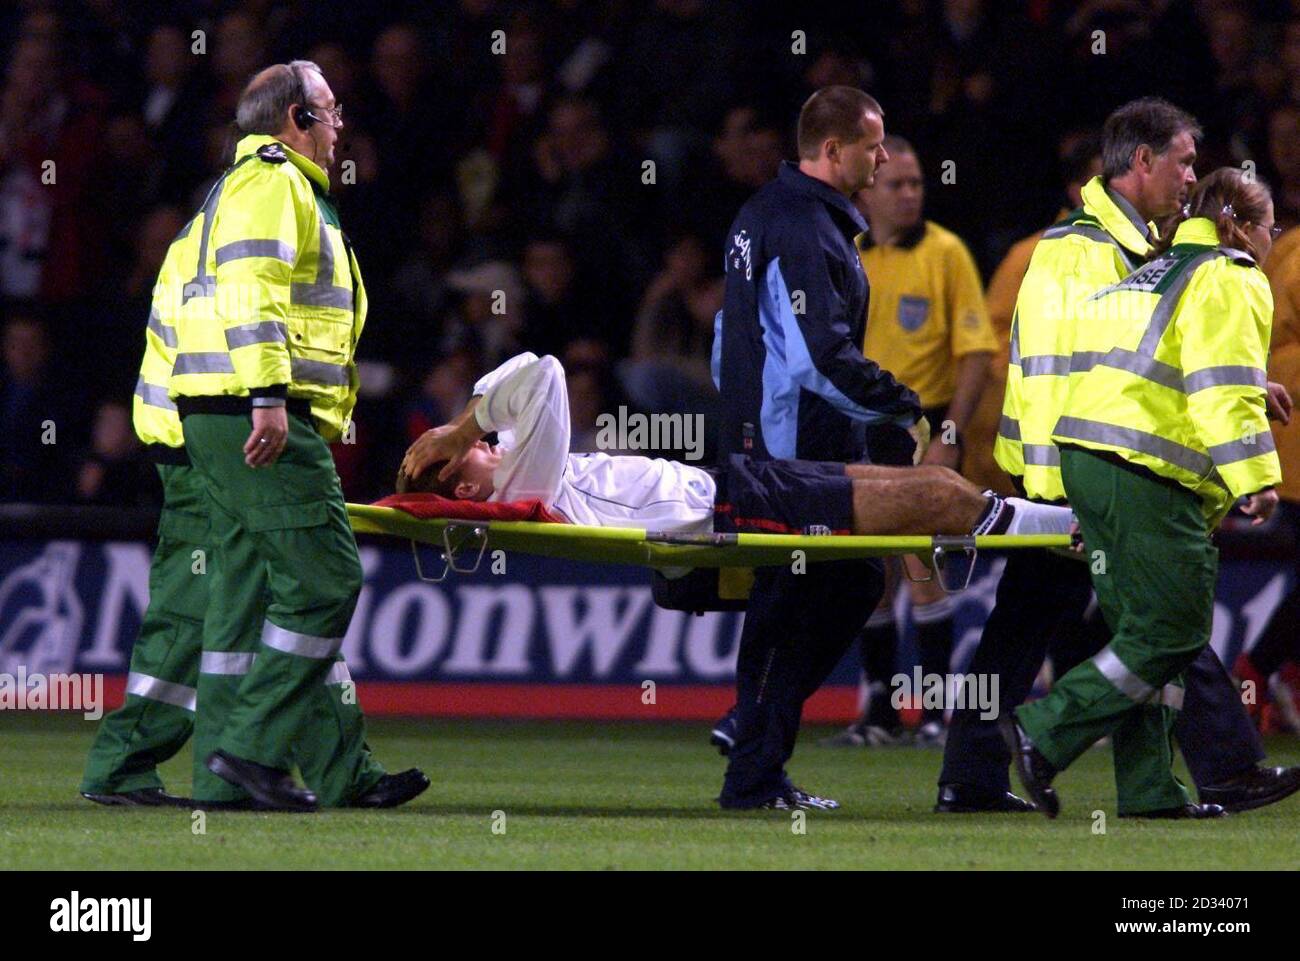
left=3, top=713, right=1299, bottom=870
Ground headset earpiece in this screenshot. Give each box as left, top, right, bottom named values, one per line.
left=293, top=105, right=315, bottom=131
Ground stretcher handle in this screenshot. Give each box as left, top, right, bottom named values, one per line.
left=408, top=524, right=489, bottom=582
left=932, top=536, right=978, bottom=594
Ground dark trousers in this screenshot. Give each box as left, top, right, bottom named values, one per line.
left=721, top=558, right=885, bottom=806
left=939, top=549, right=1263, bottom=794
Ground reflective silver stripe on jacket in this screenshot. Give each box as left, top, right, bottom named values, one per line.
left=181, top=174, right=233, bottom=303
left=1135, top=250, right=1224, bottom=356
left=1023, top=444, right=1060, bottom=467
left=200, top=652, right=257, bottom=675
left=225, top=320, right=289, bottom=350
left=147, top=308, right=178, bottom=349
left=1070, top=348, right=1183, bottom=392
left=998, top=415, right=1021, bottom=440
left=1020, top=354, right=1071, bottom=377
left=1042, top=222, right=1116, bottom=245
left=290, top=222, right=354, bottom=309
left=1183, top=365, right=1267, bottom=394
left=214, top=239, right=296, bottom=267
left=1053, top=415, right=1216, bottom=477
left=126, top=672, right=197, bottom=712
left=182, top=278, right=215, bottom=301
left=291, top=357, right=350, bottom=386
left=1040, top=222, right=1139, bottom=272
left=173, top=352, right=236, bottom=375
left=261, top=621, right=343, bottom=659
left=1208, top=432, right=1276, bottom=467
left=135, top=377, right=176, bottom=411
left=290, top=282, right=354, bottom=310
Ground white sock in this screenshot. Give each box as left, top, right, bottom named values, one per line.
left=971, top=492, right=1011, bottom=535
left=1005, top=497, right=1074, bottom=535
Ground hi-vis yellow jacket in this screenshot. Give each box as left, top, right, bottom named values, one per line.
left=155, top=134, right=366, bottom=443
left=993, top=176, right=1155, bottom=500
left=1052, top=217, right=1281, bottom=525
left=133, top=298, right=185, bottom=449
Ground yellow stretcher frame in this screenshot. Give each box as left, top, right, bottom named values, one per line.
left=346, top=504, right=1075, bottom=592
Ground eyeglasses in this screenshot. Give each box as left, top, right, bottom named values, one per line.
left=1266, top=224, right=1284, bottom=239
left=306, top=102, right=343, bottom=127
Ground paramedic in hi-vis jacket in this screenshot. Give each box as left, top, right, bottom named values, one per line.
left=1007, top=168, right=1287, bottom=819
left=942, top=98, right=1300, bottom=817
left=164, top=61, right=428, bottom=812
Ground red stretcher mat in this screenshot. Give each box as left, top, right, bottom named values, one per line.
left=372, top=492, right=566, bottom=524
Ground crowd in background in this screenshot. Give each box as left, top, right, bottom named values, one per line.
left=2, top=0, right=1300, bottom=505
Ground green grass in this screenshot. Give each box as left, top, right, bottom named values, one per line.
left=3, top=713, right=1299, bottom=869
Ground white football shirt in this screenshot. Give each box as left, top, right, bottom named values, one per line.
left=473, top=353, right=716, bottom=533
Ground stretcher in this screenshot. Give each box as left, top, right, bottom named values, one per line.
left=346, top=503, right=1075, bottom=595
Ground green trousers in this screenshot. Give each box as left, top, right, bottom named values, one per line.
left=182, top=409, right=384, bottom=805
left=81, top=458, right=382, bottom=805
left=81, top=464, right=207, bottom=795
left=1017, top=448, right=1218, bottom=814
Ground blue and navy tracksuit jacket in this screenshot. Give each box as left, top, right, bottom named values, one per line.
left=713, top=161, right=921, bottom=464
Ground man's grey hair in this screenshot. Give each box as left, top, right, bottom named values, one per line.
left=235, top=60, right=322, bottom=135
left=1101, top=97, right=1202, bottom=182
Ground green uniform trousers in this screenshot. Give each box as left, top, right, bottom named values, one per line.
left=1017, top=448, right=1217, bottom=815
left=182, top=408, right=383, bottom=805
left=80, top=464, right=207, bottom=795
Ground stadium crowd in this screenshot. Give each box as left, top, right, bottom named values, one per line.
left=1, top=0, right=1299, bottom=509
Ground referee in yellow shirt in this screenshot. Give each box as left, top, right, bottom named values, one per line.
left=828, top=135, right=997, bottom=747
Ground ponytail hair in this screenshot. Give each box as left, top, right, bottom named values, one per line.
left=1152, top=167, right=1273, bottom=262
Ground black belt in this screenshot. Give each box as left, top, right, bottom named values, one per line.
left=176, top=395, right=313, bottom=420
left=142, top=443, right=190, bottom=466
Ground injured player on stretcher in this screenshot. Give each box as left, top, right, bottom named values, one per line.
left=398, top=353, right=1072, bottom=540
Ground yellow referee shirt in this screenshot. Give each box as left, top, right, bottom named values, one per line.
left=858, top=220, right=996, bottom=409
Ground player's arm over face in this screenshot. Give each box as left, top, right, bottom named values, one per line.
left=401, top=353, right=571, bottom=505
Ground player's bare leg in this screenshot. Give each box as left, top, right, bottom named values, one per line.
left=845, top=466, right=1072, bottom=537
left=847, top=471, right=985, bottom=535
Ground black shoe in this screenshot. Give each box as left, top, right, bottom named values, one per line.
left=934, top=782, right=1036, bottom=814
left=1120, top=803, right=1227, bottom=819
left=998, top=716, right=1059, bottom=818
left=1199, top=765, right=1300, bottom=814
left=80, top=787, right=190, bottom=808
left=205, top=750, right=318, bottom=812
left=350, top=769, right=431, bottom=808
